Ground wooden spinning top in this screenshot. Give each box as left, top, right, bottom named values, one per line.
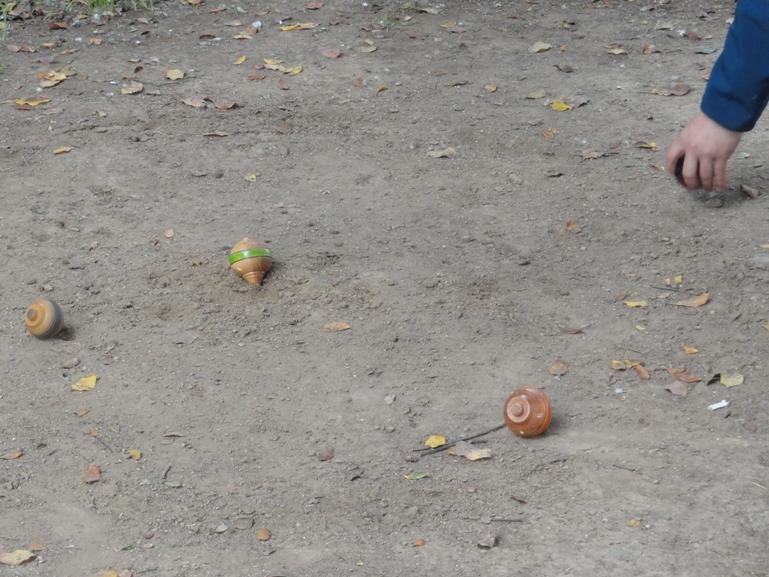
left=503, top=387, right=552, bottom=438
left=25, top=298, right=63, bottom=339
left=229, top=237, right=272, bottom=285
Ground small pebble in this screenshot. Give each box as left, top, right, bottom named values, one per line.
left=62, top=357, right=81, bottom=369
left=318, top=447, right=334, bottom=461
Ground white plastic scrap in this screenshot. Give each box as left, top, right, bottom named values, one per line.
left=708, top=400, right=730, bottom=411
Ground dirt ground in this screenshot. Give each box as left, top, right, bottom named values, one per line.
left=2, top=0, right=769, bottom=575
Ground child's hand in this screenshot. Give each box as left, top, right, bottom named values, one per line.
left=666, top=112, right=742, bottom=191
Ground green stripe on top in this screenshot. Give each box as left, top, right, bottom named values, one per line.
left=228, top=248, right=272, bottom=265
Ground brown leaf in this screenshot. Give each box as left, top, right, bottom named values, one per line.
left=182, top=97, right=206, bottom=108
left=323, top=321, right=351, bottom=332
left=667, top=367, right=702, bottom=384
left=256, top=527, right=271, bottom=541
left=249, top=72, right=266, bottom=81
left=7, top=44, right=36, bottom=53
left=215, top=100, right=239, bottom=110
left=641, top=43, right=659, bottom=54
left=121, top=81, right=144, bottom=95
left=447, top=441, right=491, bottom=461
left=277, top=78, right=289, bottom=90
left=352, top=75, right=365, bottom=88
left=1, top=449, right=23, bottom=460
left=48, top=21, right=68, bottom=30
left=565, top=219, right=581, bottom=233
left=414, top=538, right=426, bottom=547
left=305, top=0, right=323, bottom=8
left=321, top=48, right=341, bottom=59
left=674, top=292, right=710, bottom=308
left=664, top=381, right=688, bottom=396
left=633, top=364, right=650, bottom=380
left=83, top=463, right=102, bottom=484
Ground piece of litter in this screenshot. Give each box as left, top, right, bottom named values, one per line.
left=708, top=400, right=730, bottom=411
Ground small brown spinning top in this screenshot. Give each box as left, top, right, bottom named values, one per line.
left=229, top=237, right=273, bottom=285
left=24, top=298, right=63, bottom=339
left=503, top=387, right=552, bottom=438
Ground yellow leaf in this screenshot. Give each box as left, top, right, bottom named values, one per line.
left=53, top=146, right=73, bottom=155
left=720, top=373, right=744, bottom=388
left=623, top=299, right=648, bottom=309
left=760, top=243, right=769, bottom=250
left=234, top=55, right=247, bottom=65
left=37, top=69, right=68, bottom=88
left=464, top=447, right=491, bottom=461
left=610, top=359, right=640, bottom=370
left=551, top=99, right=572, bottom=112
left=483, top=83, right=497, bottom=93
left=682, top=345, right=698, bottom=355
left=674, top=292, right=710, bottom=308
left=323, top=321, right=351, bottom=332
left=280, top=22, right=318, bottom=31
left=263, top=58, right=303, bottom=75
left=127, top=448, right=142, bottom=460
left=673, top=274, right=683, bottom=286
left=427, top=147, right=456, bottom=158
left=96, top=570, right=119, bottom=577
left=403, top=471, right=430, bottom=480
left=71, top=374, right=98, bottom=391
left=424, top=435, right=446, bottom=448
left=608, top=46, right=628, bottom=55
left=244, top=173, right=258, bottom=182
left=121, top=81, right=144, bottom=95
left=15, top=96, right=51, bottom=109
left=166, top=68, right=185, bottom=80
left=447, top=441, right=492, bottom=461
left=233, top=32, right=253, bottom=40
left=637, top=141, right=658, bottom=151
left=0, top=550, right=35, bottom=566
left=626, top=518, right=642, bottom=528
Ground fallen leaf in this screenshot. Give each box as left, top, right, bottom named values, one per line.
left=529, top=41, right=552, bottom=53
left=357, top=41, right=378, bottom=53
left=53, top=146, right=73, bottom=155
left=263, top=58, right=303, bottom=75
left=121, top=81, right=144, bottom=95
left=163, top=228, right=175, bottom=239
left=483, top=83, right=497, bottom=93
left=88, top=37, right=103, bottom=46
left=651, top=84, right=692, bottom=96
left=665, top=381, right=688, bottom=396
left=249, top=72, right=266, bottom=81
left=554, top=63, right=574, bottom=73
left=49, top=20, right=68, bottom=30
left=244, top=172, right=258, bottom=182
left=565, top=219, right=581, bottom=233
left=541, top=127, right=558, bottom=140
left=637, top=141, right=658, bottom=151
left=199, top=32, right=217, bottom=39
left=14, top=96, right=51, bottom=110
left=256, top=527, right=271, bottom=541
left=181, top=97, right=206, bottom=108
left=623, top=299, right=648, bottom=309
left=655, top=20, right=674, bottom=30
left=75, top=408, right=90, bottom=417
left=375, top=84, right=389, bottom=94
left=682, top=345, right=698, bottom=355
left=127, top=448, right=142, bottom=460
left=404, top=471, right=430, bottom=481
left=233, top=32, right=253, bottom=40
left=667, top=367, right=702, bottom=384
left=641, top=43, right=659, bottom=54
left=448, top=441, right=491, bottom=461
left=234, top=55, right=247, bottom=65
left=71, top=374, right=98, bottom=391
left=526, top=89, right=546, bottom=99
left=1, top=449, right=23, bottom=460
left=551, top=99, right=572, bottom=112
left=83, top=463, right=102, bottom=484
left=607, top=45, right=628, bottom=55
left=37, top=69, right=68, bottom=88
left=414, top=538, right=426, bottom=547
left=581, top=149, right=605, bottom=159
left=674, top=292, right=709, bottom=308
left=634, top=364, right=650, bottom=380
left=323, top=321, right=351, bottom=332
left=0, top=550, right=35, bottom=566
left=305, top=0, right=323, bottom=8
left=720, top=373, right=744, bottom=388
left=610, top=359, right=641, bottom=370
left=280, top=22, right=318, bottom=31
left=166, top=68, right=185, bottom=80
left=321, top=48, right=341, bottom=59
left=548, top=360, right=569, bottom=376
left=560, top=325, right=585, bottom=335
left=424, top=435, right=446, bottom=448
left=27, top=544, right=45, bottom=552
left=427, top=147, right=456, bottom=159
left=215, top=100, right=239, bottom=110
left=626, top=517, right=642, bottom=528
left=477, top=530, right=498, bottom=549
left=740, top=184, right=759, bottom=200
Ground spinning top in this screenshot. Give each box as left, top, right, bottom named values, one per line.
left=503, top=387, right=552, bottom=438
left=24, top=298, right=63, bottom=339
left=229, top=237, right=272, bottom=285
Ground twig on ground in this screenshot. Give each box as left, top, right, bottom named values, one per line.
left=415, top=423, right=507, bottom=457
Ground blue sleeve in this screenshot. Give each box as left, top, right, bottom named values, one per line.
left=701, top=0, right=769, bottom=132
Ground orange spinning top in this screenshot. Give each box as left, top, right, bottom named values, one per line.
left=503, top=387, right=552, bottom=437
left=25, top=298, right=63, bottom=339
left=228, top=237, right=273, bottom=285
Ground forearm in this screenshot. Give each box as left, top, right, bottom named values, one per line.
left=701, top=0, right=769, bottom=132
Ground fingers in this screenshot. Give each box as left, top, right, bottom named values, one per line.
left=699, top=158, right=714, bottom=191
left=714, top=157, right=728, bottom=191
left=666, top=143, right=684, bottom=176
left=682, top=153, right=701, bottom=190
